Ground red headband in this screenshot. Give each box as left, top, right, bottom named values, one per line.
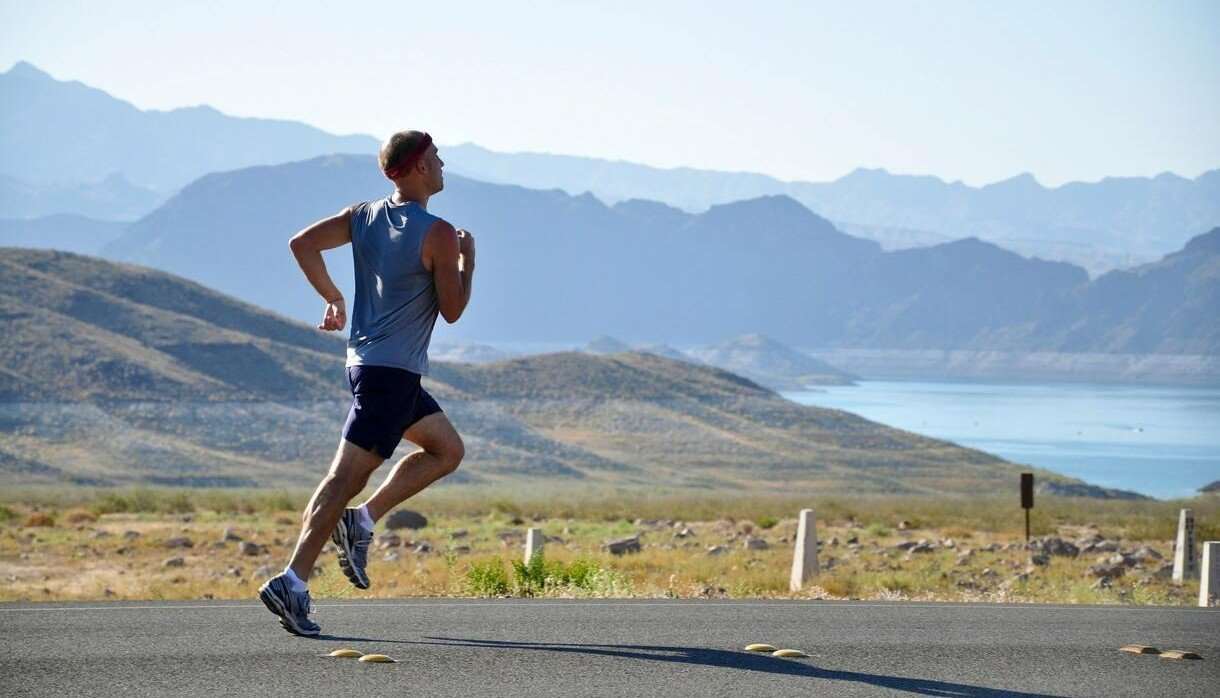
left=384, top=132, right=433, bottom=179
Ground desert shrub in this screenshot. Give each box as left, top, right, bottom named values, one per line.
left=24, top=512, right=55, bottom=527
left=941, top=527, right=974, bottom=540
left=91, top=490, right=161, bottom=515
left=757, top=515, right=779, bottom=530
left=555, top=558, right=600, bottom=589
left=819, top=574, right=859, bottom=598
left=507, top=555, right=614, bottom=596
left=465, top=558, right=510, bottom=596
left=874, top=574, right=912, bottom=594
left=511, top=555, right=548, bottom=596
left=865, top=522, right=891, bottom=537
left=0, top=505, right=14, bottom=524
left=64, top=509, right=98, bottom=524
left=158, top=491, right=195, bottom=514
left=489, top=499, right=523, bottom=517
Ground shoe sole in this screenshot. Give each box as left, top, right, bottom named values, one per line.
left=332, top=516, right=370, bottom=590
left=258, top=583, right=320, bottom=637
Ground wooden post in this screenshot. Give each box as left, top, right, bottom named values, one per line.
left=789, top=509, right=819, bottom=591
left=1200, top=542, right=1219, bottom=607
left=1172, top=509, right=1196, bottom=584
left=524, top=527, right=544, bottom=566
left=1020, top=473, right=1034, bottom=544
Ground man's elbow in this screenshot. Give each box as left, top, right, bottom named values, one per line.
left=440, top=307, right=463, bottom=324
left=288, top=234, right=308, bottom=255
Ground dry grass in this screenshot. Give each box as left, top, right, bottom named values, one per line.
left=1, top=489, right=1214, bottom=606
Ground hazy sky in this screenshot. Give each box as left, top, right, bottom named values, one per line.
left=2, top=0, right=1217, bottom=186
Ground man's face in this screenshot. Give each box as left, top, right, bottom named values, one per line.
left=425, top=145, right=444, bottom=193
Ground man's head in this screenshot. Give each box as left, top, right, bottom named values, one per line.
left=380, top=130, right=444, bottom=193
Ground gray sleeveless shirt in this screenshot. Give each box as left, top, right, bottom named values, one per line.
left=345, top=197, right=441, bottom=375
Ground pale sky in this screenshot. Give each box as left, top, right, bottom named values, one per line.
left=2, top=0, right=1217, bottom=186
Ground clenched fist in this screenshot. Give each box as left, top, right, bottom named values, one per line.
left=318, top=297, right=346, bottom=332
left=457, top=228, right=476, bottom=262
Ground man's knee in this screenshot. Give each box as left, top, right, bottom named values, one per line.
left=437, top=434, right=464, bottom=474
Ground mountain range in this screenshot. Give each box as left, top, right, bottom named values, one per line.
left=1, top=247, right=1089, bottom=496
left=3, top=61, right=1217, bottom=277
left=0, top=61, right=375, bottom=197
left=93, top=154, right=1220, bottom=375
left=441, top=144, right=1220, bottom=275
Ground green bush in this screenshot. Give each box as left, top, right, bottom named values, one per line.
left=511, top=554, right=548, bottom=596
left=89, top=489, right=195, bottom=515
left=556, top=558, right=599, bottom=589
left=509, top=555, right=610, bottom=596
left=465, top=558, right=510, bottom=596
left=0, top=504, right=14, bottom=524
left=865, top=522, right=891, bottom=537
left=92, top=489, right=160, bottom=515
left=757, top=515, right=779, bottom=530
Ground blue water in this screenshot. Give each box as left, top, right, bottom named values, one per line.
left=782, top=381, right=1220, bottom=500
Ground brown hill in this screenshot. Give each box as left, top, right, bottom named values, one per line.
left=0, top=248, right=1072, bottom=494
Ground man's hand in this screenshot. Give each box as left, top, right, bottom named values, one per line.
left=318, top=297, right=346, bottom=332
left=457, top=228, right=476, bottom=265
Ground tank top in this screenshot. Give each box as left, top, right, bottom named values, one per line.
left=345, top=196, right=441, bottom=375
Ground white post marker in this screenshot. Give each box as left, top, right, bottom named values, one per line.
left=789, top=508, right=819, bottom=592
left=524, top=527, right=544, bottom=566
left=1200, top=542, right=1219, bottom=608
left=1172, top=508, right=1196, bottom=584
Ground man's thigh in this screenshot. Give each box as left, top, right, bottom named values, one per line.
left=402, top=412, right=460, bottom=453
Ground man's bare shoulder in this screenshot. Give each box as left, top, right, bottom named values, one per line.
left=425, top=218, right=457, bottom=241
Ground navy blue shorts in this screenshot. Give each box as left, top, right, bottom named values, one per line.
left=341, top=365, right=443, bottom=459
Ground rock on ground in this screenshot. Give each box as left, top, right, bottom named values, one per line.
left=384, top=509, right=428, bottom=530
left=605, top=536, right=641, bottom=555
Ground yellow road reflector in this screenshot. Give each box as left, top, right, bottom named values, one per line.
left=358, top=654, right=397, bottom=663
left=772, top=649, right=810, bottom=658
left=326, top=649, right=363, bottom=658
left=1159, top=650, right=1202, bottom=660
left=744, top=644, right=777, bottom=653
left=1119, top=645, right=1160, bottom=655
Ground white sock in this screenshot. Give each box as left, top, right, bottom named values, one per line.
left=283, top=567, right=308, bottom=592
left=356, top=504, right=375, bottom=532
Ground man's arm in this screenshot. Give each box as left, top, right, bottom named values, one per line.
left=289, top=207, right=352, bottom=331
left=424, top=220, right=476, bottom=324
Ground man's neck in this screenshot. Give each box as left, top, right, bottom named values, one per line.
left=391, top=188, right=430, bottom=209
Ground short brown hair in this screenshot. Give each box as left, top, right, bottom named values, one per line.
left=379, top=130, right=430, bottom=175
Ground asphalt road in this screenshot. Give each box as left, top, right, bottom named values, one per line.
left=1, top=599, right=1217, bottom=697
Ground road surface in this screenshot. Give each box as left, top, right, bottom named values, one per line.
left=1, top=599, right=1217, bottom=696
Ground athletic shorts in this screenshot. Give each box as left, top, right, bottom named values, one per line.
left=341, top=365, right=443, bottom=459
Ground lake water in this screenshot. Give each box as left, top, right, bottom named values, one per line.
left=782, top=381, right=1220, bottom=500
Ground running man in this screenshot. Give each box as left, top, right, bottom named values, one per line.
left=259, top=130, right=475, bottom=636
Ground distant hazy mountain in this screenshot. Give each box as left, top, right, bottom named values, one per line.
left=584, top=336, right=632, bottom=354
left=3, top=247, right=1071, bottom=495
left=0, top=215, right=129, bottom=256
left=6, top=62, right=1214, bottom=274
left=100, top=155, right=1220, bottom=366
left=0, top=61, right=376, bottom=195
left=430, top=341, right=514, bottom=364
left=0, top=173, right=164, bottom=220
left=686, top=334, right=857, bottom=389
left=443, top=143, right=1220, bottom=274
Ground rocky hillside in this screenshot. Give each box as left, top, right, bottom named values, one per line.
left=0, top=248, right=1074, bottom=495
